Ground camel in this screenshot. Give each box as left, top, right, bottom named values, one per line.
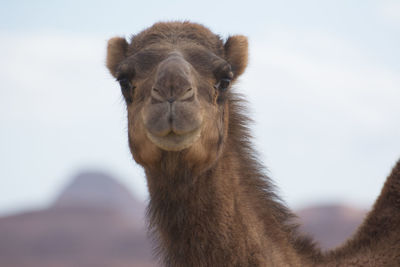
left=106, top=21, right=400, bottom=266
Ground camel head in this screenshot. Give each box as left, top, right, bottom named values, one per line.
left=106, top=22, right=248, bottom=174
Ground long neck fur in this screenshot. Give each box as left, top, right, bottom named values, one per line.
left=144, top=94, right=321, bottom=267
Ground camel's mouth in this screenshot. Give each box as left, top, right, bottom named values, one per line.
left=146, top=127, right=202, bottom=151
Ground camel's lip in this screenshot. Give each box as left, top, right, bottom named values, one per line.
left=146, top=127, right=202, bottom=151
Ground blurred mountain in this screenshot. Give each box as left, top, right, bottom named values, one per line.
left=296, top=204, right=368, bottom=250
left=0, top=171, right=157, bottom=267
left=0, top=170, right=368, bottom=266
left=53, top=171, right=145, bottom=219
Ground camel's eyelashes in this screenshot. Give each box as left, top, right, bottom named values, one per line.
left=118, top=78, right=129, bottom=89
left=215, top=78, right=231, bottom=92
left=117, top=77, right=135, bottom=103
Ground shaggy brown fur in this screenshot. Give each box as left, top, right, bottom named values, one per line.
left=106, top=21, right=400, bottom=266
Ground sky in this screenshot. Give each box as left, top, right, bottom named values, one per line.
left=1, top=0, right=399, bottom=215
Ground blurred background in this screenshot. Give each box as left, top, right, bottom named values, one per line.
left=1, top=0, right=399, bottom=266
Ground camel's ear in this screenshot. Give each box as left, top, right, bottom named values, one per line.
left=224, top=35, right=248, bottom=79
left=106, top=37, right=129, bottom=78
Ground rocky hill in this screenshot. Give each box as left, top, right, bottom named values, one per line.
left=53, top=171, right=145, bottom=219
left=0, top=171, right=156, bottom=267
left=296, top=204, right=367, bottom=250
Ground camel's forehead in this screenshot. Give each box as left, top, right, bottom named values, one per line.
left=128, top=22, right=224, bottom=56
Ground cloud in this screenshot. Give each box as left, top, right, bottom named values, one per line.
left=379, top=1, right=400, bottom=24
left=246, top=29, right=400, bottom=131
left=0, top=32, right=122, bottom=125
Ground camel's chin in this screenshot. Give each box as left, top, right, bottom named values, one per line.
left=146, top=128, right=202, bottom=152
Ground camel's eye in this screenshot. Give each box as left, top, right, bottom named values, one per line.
left=215, top=78, right=231, bottom=92
left=118, top=77, right=131, bottom=91
left=117, top=77, right=135, bottom=103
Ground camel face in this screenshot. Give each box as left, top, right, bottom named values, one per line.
left=106, top=22, right=248, bottom=171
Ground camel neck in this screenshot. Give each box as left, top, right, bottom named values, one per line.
left=145, top=146, right=307, bottom=266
